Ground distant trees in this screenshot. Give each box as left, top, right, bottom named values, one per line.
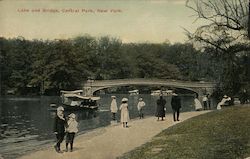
left=122, top=43, right=182, bottom=79
left=0, top=35, right=217, bottom=95
left=186, top=0, right=250, bottom=97
left=0, top=37, right=35, bottom=94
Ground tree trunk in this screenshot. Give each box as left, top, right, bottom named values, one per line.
left=248, top=0, right=250, bottom=39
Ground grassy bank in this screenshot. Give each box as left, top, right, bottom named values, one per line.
left=119, top=105, right=250, bottom=159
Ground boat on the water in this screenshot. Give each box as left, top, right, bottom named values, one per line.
left=162, top=90, right=173, bottom=96
left=151, top=90, right=173, bottom=96
left=150, top=90, right=161, bottom=96
left=60, top=90, right=100, bottom=110
left=128, top=89, right=139, bottom=95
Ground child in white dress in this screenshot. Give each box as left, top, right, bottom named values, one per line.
left=66, top=113, right=78, bottom=152
left=120, top=98, right=130, bottom=128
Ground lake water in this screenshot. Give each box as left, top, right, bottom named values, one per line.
left=0, top=94, right=213, bottom=159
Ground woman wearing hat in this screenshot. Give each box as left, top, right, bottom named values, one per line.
left=54, top=106, right=67, bottom=153
left=217, top=95, right=231, bottom=110
left=156, top=94, right=166, bottom=121
left=110, top=96, right=118, bottom=121
left=194, top=94, right=203, bottom=111
left=119, top=98, right=130, bottom=128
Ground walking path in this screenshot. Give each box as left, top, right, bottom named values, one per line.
left=19, top=111, right=211, bottom=159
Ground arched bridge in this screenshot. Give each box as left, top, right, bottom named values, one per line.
left=82, top=78, right=217, bottom=97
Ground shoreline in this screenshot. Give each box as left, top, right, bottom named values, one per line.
left=18, top=110, right=211, bottom=159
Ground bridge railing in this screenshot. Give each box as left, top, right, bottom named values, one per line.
left=83, top=78, right=217, bottom=88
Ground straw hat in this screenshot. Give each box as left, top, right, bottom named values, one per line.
left=68, top=113, right=76, bottom=119
left=57, top=106, right=64, bottom=112
left=111, top=96, right=116, bottom=98
left=223, top=95, right=228, bottom=98
left=121, top=98, right=128, bottom=102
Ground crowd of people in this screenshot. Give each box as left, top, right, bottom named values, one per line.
left=53, top=91, right=241, bottom=153
left=109, top=90, right=183, bottom=127
left=194, top=93, right=232, bottom=111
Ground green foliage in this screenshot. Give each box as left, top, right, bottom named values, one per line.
left=0, top=36, right=218, bottom=95
left=186, top=0, right=250, bottom=97
left=162, top=43, right=200, bottom=80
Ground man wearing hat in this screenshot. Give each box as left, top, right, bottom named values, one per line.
left=110, top=96, right=118, bottom=121
left=171, top=92, right=181, bottom=121
left=137, top=98, right=146, bottom=119
left=54, top=106, right=67, bottom=153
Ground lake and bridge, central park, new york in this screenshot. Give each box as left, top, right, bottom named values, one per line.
left=0, top=78, right=218, bottom=159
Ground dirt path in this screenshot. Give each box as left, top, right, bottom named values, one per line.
left=19, top=111, right=210, bottom=159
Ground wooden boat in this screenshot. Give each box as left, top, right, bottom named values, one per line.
left=162, top=90, right=173, bottom=96
left=128, top=89, right=139, bottom=95
left=60, top=90, right=100, bottom=110
left=150, top=90, right=161, bottom=96
left=151, top=90, right=173, bottom=96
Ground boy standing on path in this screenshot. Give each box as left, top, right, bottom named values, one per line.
left=202, top=94, right=208, bottom=110
left=110, top=96, right=118, bottom=121
left=137, top=98, right=146, bottom=119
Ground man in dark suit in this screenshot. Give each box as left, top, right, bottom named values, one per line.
left=171, top=92, right=181, bottom=121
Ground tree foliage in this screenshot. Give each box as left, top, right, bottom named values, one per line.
left=186, top=0, right=250, bottom=97
left=0, top=35, right=217, bottom=95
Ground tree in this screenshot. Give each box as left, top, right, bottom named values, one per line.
left=0, top=38, right=12, bottom=94
left=96, top=36, right=122, bottom=79
left=186, top=0, right=249, bottom=50
left=162, top=43, right=201, bottom=80
left=72, top=35, right=99, bottom=79
left=186, top=0, right=250, bottom=97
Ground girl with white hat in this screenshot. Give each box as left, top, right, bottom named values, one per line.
left=119, top=98, right=130, bottom=128
left=65, top=113, right=78, bottom=152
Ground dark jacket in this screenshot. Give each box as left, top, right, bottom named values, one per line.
left=54, top=115, right=67, bottom=134
left=171, top=96, right=181, bottom=110
left=155, top=97, right=166, bottom=117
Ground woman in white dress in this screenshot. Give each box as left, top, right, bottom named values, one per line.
left=194, top=97, right=203, bottom=111
left=120, top=98, right=130, bottom=128
left=217, top=95, right=231, bottom=110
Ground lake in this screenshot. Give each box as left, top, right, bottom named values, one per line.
left=0, top=94, right=213, bottom=159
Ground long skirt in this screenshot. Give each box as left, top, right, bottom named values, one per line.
left=120, top=109, right=130, bottom=122
left=155, top=105, right=165, bottom=117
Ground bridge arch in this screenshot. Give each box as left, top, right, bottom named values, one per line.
left=90, top=85, right=199, bottom=95
left=82, top=78, right=217, bottom=99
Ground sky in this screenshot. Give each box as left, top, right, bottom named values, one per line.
left=0, top=0, right=205, bottom=43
